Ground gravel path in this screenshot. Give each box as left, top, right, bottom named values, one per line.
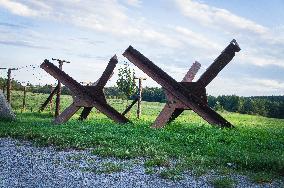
left=0, top=137, right=283, bottom=188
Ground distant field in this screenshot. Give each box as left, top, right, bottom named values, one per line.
left=0, top=90, right=284, bottom=183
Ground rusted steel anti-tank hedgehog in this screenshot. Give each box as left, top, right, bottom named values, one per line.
left=40, top=55, right=129, bottom=124
left=123, top=39, right=241, bottom=128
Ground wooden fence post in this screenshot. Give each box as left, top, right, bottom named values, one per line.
left=6, top=69, right=11, bottom=103
left=22, top=86, right=27, bottom=112
left=50, top=84, right=53, bottom=112
left=52, top=58, right=70, bottom=117
left=5, top=68, right=18, bottom=104
left=134, top=77, right=146, bottom=119
left=55, top=63, right=62, bottom=117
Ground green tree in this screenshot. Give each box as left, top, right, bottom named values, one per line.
left=208, top=95, right=217, bottom=109
left=116, top=62, right=136, bottom=102
left=240, top=98, right=254, bottom=114
left=214, top=101, right=224, bottom=112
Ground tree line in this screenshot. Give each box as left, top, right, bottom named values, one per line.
left=107, top=87, right=284, bottom=119
left=207, top=95, right=284, bottom=119
left=1, top=78, right=283, bottom=119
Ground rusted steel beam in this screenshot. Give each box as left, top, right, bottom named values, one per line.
left=182, top=61, right=201, bottom=82
left=41, top=60, right=84, bottom=97
left=79, top=107, right=93, bottom=120
left=151, top=82, right=206, bottom=128
left=168, top=108, right=184, bottom=123
left=152, top=104, right=177, bottom=128
left=122, top=97, right=139, bottom=116
left=197, top=39, right=240, bottom=87
left=54, top=103, right=80, bottom=124
left=78, top=55, right=117, bottom=120
left=95, top=102, right=130, bottom=123
left=95, top=55, right=117, bottom=90
left=39, top=84, right=59, bottom=112
left=41, top=56, right=130, bottom=124
left=123, top=40, right=240, bottom=128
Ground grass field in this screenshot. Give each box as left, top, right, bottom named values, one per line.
left=1, top=90, right=284, bottom=183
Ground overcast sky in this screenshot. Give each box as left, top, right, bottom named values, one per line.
left=0, top=0, right=283, bottom=96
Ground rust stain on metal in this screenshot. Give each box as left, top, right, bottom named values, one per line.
left=40, top=55, right=129, bottom=124
left=123, top=39, right=240, bottom=128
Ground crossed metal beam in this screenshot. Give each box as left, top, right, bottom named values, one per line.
left=40, top=55, right=129, bottom=124
left=123, top=39, right=241, bottom=128
left=151, top=62, right=204, bottom=128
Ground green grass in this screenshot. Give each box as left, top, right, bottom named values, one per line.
left=144, top=156, right=170, bottom=168
left=145, top=167, right=155, bottom=175
left=160, top=168, right=184, bottom=181
left=80, top=162, right=123, bottom=174
left=0, top=91, right=284, bottom=182
left=248, top=171, right=278, bottom=184
left=209, top=177, right=236, bottom=188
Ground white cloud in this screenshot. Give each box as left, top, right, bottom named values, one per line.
left=0, top=0, right=37, bottom=16
left=253, top=79, right=284, bottom=89
left=124, top=0, right=142, bottom=7
left=175, top=26, right=222, bottom=51
left=175, top=0, right=284, bottom=69
left=239, top=52, right=284, bottom=68
left=139, top=29, right=181, bottom=48
left=207, top=76, right=284, bottom=96
left=175, top=0, right=268, bottom=35
left=0, top=0, right=181, bottom=49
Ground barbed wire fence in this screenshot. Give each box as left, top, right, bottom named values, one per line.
left=0, top=60, right=134, bottom=116
left=0, top=63, right=58, bottom=113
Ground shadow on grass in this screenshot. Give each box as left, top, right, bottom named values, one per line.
left=0, top=117, right=16, bottom=123
left=17, top=112, right=54, bottom=119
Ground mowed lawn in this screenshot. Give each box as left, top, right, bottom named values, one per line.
left=0, top=91, right=284, bottom=182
